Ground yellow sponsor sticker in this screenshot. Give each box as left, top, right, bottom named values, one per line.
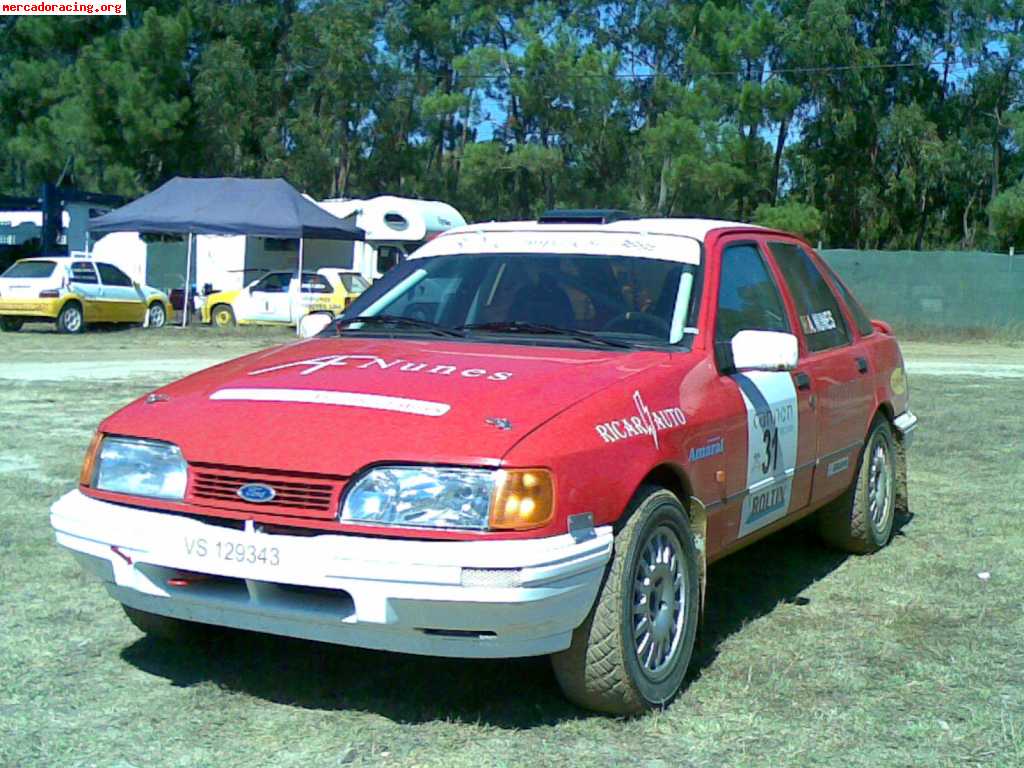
left=890, top=367, right=907, bottom=395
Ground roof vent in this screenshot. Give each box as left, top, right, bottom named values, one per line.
left=537, top=209, right=637, bottom=225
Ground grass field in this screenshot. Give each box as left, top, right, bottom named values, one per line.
left=1, top=326, right=1021, bottom=767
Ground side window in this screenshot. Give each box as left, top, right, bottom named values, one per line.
left=377, top=246, right=404, bottom=274
left=715, top=243, right=790, bottom=346
left=96, top=263, right=133, bottom=287
left=69, top=262, right=98, bottom=284
left=300, top=274, right=332, bottom=294
left=769, top=242, right=851, bottom=352
left=253, top=273, right=289, bottom=293
left=818, top=257, right=874, bottom=337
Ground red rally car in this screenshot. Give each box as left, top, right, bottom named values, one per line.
left=51, top=211, right=917, bottom=714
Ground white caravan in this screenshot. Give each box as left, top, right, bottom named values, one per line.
left=316, top=196, right=466, bottom=281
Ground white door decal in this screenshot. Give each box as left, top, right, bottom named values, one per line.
left=734, top=371, right=799, bottom=538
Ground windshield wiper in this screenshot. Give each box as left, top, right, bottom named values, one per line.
left=456, top=321, right=634, bottom=349
left=332, top=314, right=466, bottom=338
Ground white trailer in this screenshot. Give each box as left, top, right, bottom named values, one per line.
left=316, top=196, right=466, bottom=281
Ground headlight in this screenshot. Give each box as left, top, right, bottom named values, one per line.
left=92, top=436, right=187, bottom=500
left=340, top=466, right=554, bottom=531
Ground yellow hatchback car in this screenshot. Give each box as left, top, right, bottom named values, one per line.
left=0, top=257, right=172, bottom=333
left=201, top=268, right=369, bottom=327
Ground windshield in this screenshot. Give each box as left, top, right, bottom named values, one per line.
left=2, top=260, right=56, bottom=279
left=337, top=253, right=700, bottom=346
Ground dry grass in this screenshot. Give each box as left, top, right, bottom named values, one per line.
left=0, top=327, right=1021, bottom=767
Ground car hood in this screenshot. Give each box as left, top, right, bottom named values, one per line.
left=102, top=336, right=671, bottom=475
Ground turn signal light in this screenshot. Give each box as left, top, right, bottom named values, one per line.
left=38, top=289, right=59, bottom=298
left=79, top=432, right=103, bottom=487
left=488, top=469, right=554, bottom=531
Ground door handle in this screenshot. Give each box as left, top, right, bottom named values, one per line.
left=856, top=357, right=869, bottom=374
left=794, top=371, right=812, bottom=390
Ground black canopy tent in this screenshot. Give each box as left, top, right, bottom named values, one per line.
left=88, top=177, right=365, bottom=328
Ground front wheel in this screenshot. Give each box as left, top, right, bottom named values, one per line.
left=817, top=416, right=897, bottom=554
left=211, top=304, right=236, bottom=327
left=551, top=487, right=700, bottom=715
left=145, top=302, right=167, bottom=328
left=0, top=317, right=23, bottom=332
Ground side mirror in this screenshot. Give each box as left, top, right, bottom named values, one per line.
left=298, top=311, right=333, bottom=339
left=731, top=330, right=799, bottom=372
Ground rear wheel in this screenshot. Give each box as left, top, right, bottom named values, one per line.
left=146, top=302, right=167, bottom=328
left=122, top=605, right=205, bottom=642
left=0, top=317, right=23, bottom=332
left=56, top=302, right=84, bottom=334
left=211, top=304, right=235, bottom=327
left=551, top=487, right=699, bottom=714
left=817, top=416, right=897, bottom=554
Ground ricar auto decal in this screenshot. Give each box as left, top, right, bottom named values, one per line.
left=594, top=391, right=686, bottom=449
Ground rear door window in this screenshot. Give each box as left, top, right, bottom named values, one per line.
left=768, top=242, right=851, bottom=352
left=70, top=262, right=99, bottom=284
left=818, top=257, right=875, bottom=337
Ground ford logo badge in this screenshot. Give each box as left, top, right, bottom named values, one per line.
left=237, top=483, right=276, bottom=504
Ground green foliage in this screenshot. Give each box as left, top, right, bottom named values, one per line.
left=987, top=183, right=1024, bottom=247
left=754, top=201, right=824, bottom=240
left=0, top=0, right=1021, bottom=250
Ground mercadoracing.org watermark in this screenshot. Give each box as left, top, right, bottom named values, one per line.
left=3, top=1, right=125, bottom=13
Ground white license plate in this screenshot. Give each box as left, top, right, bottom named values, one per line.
left=183, top=535, right=281, bottom=567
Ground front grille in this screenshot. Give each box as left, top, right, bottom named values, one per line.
left=187, top=464, right=346, bottom=520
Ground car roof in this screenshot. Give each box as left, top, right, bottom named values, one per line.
left=411, top=217, right=765, bottom=265
left=16, top=256, right=99, bottom=263
left=441, top=217, right=762, bottom=242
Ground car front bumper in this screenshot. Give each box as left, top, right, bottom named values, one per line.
left=50, top=489, right=613, bottom=658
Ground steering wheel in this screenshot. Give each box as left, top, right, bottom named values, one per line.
left=601, top=311, right=671, bottom=337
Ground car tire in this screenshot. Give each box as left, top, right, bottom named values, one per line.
left=817, top=415, right=897, bottom=554
left=211, top=304, right=236, bottom=327
left=122, top=605, right=206, bottom=642
left=551, top=486, right=700, bottom=715
left=56, top=302, right=85, bottom=334
left=0, top=317, right=23, bottom=332
left=145, top=301, right=167, bottom=329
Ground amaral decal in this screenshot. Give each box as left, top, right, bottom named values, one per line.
left=688, top=436, right=725, bottom=462
left=595, top=391, right=685, bottom=449
left=250, top=354, right=513, bottom=381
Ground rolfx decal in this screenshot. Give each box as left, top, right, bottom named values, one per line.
left=249, top=354, right=513, bottom=382
left=595, top=391, right=686, bottom=449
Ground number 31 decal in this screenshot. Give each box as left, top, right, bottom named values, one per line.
left=734, top=372, right=798, bottom=538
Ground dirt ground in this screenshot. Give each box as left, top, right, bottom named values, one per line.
left=0, top=327, right=1021, bottom=768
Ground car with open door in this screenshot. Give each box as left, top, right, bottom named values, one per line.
left=0, top=256, right=170, bottom=333
left=50, top=212, right=916, bottom=714
left=201, top=268, right=368, bottom=328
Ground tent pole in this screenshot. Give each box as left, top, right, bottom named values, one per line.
left=296, top=237, right=304, bottom=335
left=182, top=232, right=193, bottom=328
